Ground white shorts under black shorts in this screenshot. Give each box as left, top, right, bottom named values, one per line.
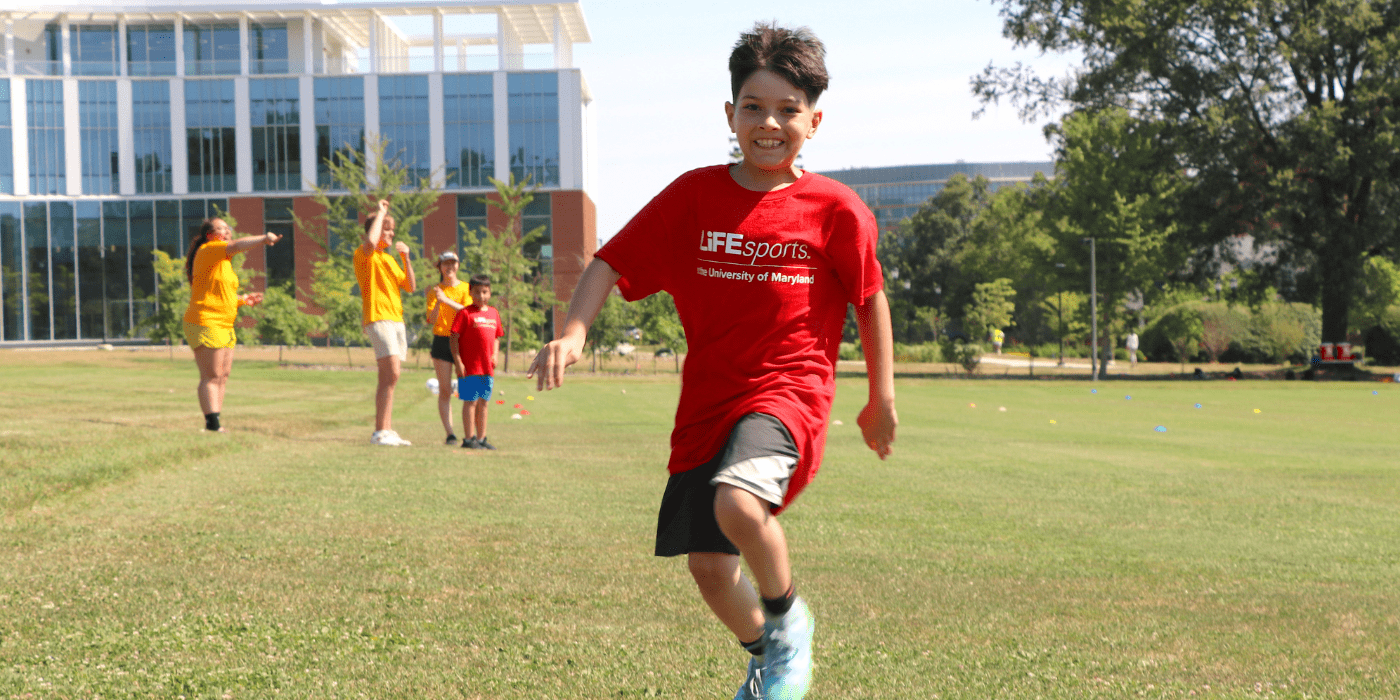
left=654, top=413, right=799, bottom=557
left=365, top=320, right=407, bottom=360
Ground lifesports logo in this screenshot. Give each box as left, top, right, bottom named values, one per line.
left=699, top=230, right=811, bottom=266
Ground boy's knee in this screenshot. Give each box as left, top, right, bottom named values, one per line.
left=713, top=485, right=767, bottom=526
left=687, top=553, right=737, bottom=588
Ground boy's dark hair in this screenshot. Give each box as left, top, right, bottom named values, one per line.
left=729, top=22, right=828, bottom=105
left=469, top=274, right=491, bottom=288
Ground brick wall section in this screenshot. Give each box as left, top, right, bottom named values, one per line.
left=293, top=196, right=328, bottom=315
left=550, top=189, right=596, bottom=336
left=228, top=197, right=265, bottom=292
left=421, top=193, right=458, bottom=261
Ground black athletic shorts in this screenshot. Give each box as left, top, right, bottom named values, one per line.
left=654, top=413, right=799, bottom=557
left=430, top=335, right=453, bottom=362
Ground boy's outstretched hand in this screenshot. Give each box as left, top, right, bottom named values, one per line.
left=528, top=336, right=585, bottom=391
left=857, top=402, right=897, bottom=460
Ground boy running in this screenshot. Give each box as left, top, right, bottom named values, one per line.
left=354, top=199, right=417, bottom=446
left=528, top=22, right=897, bottom=700
left=450, top=275, right=503, bottom=450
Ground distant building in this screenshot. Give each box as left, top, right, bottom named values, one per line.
left=0, top=1, right=596, bottom=344
left=819, top=161, right=1052, bottom=234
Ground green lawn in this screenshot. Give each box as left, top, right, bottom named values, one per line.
left=1, top=350, right=1397, bottom=699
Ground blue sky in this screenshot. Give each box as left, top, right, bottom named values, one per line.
left=571, top=0, right=1076, bottom=239
left=382, top=1, right=1077, bottom=239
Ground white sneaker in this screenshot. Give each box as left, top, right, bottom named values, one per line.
left=370, top=430, right=412, bottom=446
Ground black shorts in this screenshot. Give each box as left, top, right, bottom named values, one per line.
left=654, top=413, right=799, bottom=557
left=430, top=335, right=453, bottom=363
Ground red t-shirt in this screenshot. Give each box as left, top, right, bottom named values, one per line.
left=449, top=305, right=503, bottom=376
left=595, top=165, right=882, bottom=513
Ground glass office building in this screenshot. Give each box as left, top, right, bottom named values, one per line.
left=0, top=1, right=597, bottom=343
left=819, top=162, right=1053, bottom=234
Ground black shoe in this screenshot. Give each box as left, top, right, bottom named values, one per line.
left=476, top=437, right=496, bottom=450
left=445, top=434, right=458, bottom=446
left=461, top=437, right=479, bottom=449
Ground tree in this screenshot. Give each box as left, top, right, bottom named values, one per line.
left=251, top=281, right=319, bottom=364
left=880, top=173, right=993, bottom=343
left=585, top=292, right=636, bottom=372
left=975, top=0, right=1400, bottom=344
left=308, top=258, right=364, bottom=366
left=1352, top=256, right=1400, bottom=333
left=459, top=175, right=558, bottom=371
left=635, top=290, right=687, bottom=373
left=140, top=249, right=188, bottom=359
left=1039, top=290, right=1089, bottom=357
left=296, top=133, right=442, bottom=359
left=1150, top=298, right=1205, bottom=372
left=963, top=278, right=1018, bottom=344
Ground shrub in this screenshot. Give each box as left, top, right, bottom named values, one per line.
left=1242, top=302, right=1321, bottom=364
left=892, top=342, right=942, bottom=363
left=838, top=342, right=862, bottom=361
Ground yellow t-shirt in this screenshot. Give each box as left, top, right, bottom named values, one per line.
left=182, top=240, right=241, bottom=329
left=353, top=245, right=409, bottom=324
left=427, top=281, right=473, bottom=337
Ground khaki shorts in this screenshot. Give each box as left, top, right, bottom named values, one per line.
left=365, top=320, right=407, bottom=360
left=183, top=322, right=236, bottom=350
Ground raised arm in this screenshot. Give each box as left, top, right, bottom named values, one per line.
left=398, top=242, right=416, bottom=293
left=526, top=257, right=622, bottom=390
left=854, top=289, right=897, bottom=459
left=361, top=199, right=390, bottom=252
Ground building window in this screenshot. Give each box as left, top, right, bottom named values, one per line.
left=250, top=22, right=290, bottom=75
left=40, top=24, right=63, bottom=76
left=457, top=194, right=488, bottom=245
left=250, top=78, right=300, bottom=192
left=186, top=79, right=237, bottom=193
left=23, top=202, right=50, bottom=339
left=314, top=77, right=364, bottom=188
left=73, top=25, right=119, bottom=76
left=521, top=192, right=552, bottom=268
left=127, top=24, right=177, bottom=77
left=76, top=202, right=104, bottom=339
left=102, top=201, right=132, bottom=338
left=79, top=81, right=119, bottom=194
left=508, top=72, right=559, bottom=187
left=444, top=74, right=494, bottom=189
left=184, top=23, right=241, bottom=76
left=128, top=200, right=156, bottom=326
left=182, top=199, right=227, bottom=256
left=27, top=80, right=66, bottom=195
left=264, top=198, right=295, bottom=287
left=133, top=80, right=173, bottom=193
left=0, top=202, right=21, bottom=340
left=378, top=75, right=430, bottom=183
left=0, top=81, right=12, bottom=194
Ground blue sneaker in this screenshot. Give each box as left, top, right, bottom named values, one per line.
left=761, top=597, right=814, bottom=700
left=733, top=656, right=764, bottom=700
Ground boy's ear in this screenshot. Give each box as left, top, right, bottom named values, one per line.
left=724, top=101, right=736, bottom=133
left=808, top=109, right=822, bottom=138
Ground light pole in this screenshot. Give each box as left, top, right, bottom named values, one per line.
left=1055, top=262, right=1066, bottom=366
left=1082, top=237, right=1098, bottom=381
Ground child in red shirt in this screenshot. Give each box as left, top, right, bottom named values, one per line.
left=449, top=275, right=503, bottom=450
left=529, top=23, right=896, bottom=700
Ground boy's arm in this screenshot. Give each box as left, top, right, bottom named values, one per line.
left=855, top=289, right=898, bottom=459
left=449, top=333, right=466, bottom=377
left=361, top=199, right=390, bottom=253
left=527, top=257, right=622, bottom=390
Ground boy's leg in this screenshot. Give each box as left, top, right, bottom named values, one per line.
left=712, top=486, right=792, bottom=599
left=474, top=397, right=489, bottom=439
left=374, top=354, right=399, bottom=431
left=687, top=552, right=764, bottom=641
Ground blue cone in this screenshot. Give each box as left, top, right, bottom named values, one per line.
left=1154, top=425, right=1167, bottom=432
left=1194, top=403, right=1202, bottom=408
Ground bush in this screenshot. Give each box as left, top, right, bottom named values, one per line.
left=838, top=342, right=862, bottom=361
left=892, top=342, right=941, bottom=363
left=1032, top=342, right=1086, bottom=359
left=1242, top=302, right=1321, bottom=364
left=939, top=341, right=983, bottom=373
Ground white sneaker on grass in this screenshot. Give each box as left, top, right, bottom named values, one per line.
left=733, top=656, right=764, bottom=700
left=761, top=597, right=813, bottom=700
left=370, top=430, right=412, bottom=446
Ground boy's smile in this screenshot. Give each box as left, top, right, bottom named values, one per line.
left=725, top=69, right=822, bottom=191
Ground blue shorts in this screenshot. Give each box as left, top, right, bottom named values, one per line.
left=457, top=375, right=494, bottom=402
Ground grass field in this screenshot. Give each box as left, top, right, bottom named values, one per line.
left=1, top=347, right=1398, bottom=699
